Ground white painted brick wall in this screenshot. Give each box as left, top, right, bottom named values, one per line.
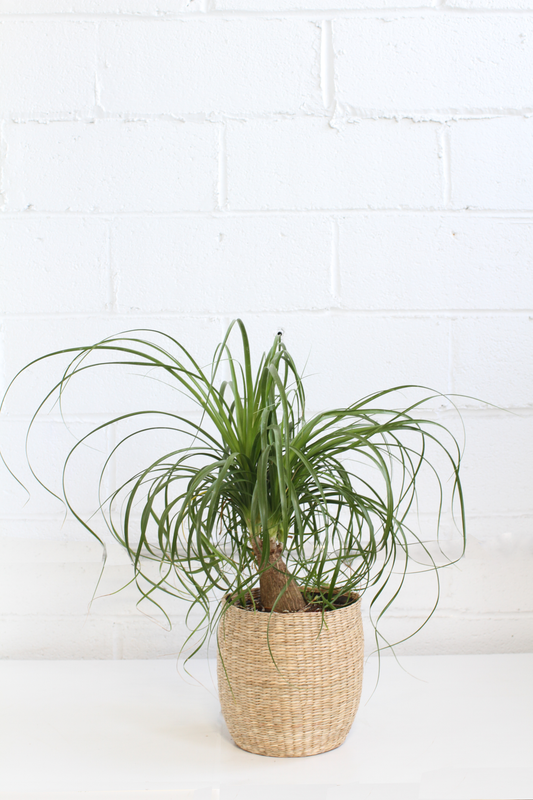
left=0, top=21, right=97, bottom=118
left=238, top=313, right=452, bottom=411
left=452, top=117, right=533, bottom=210
left=0, top=218, right=109, bottom=314
left=337, top=215, right=533, bottom=310
left=227, top=118, right=443, bottom=210
left=99, top=20, right=321, bottom=116
left=3, top=120, right=218, bottom=212
left=334, top=17, right=533, bottom=112
left=0, top=1, right=199, bottom=11
left=451, top=316, right=533, bottom=407
left=0, top=3, right=531, bottom=659
left=112, top=216, right=332, bottom=313
left=0, top=315, right=222, bottom=418
left=218, top=0, right=436, bottom=8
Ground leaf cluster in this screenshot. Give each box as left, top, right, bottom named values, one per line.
left=1, top=319, right=466, bottom=657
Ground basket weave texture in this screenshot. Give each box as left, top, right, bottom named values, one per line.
left=217, top=589, right=364, bottom=758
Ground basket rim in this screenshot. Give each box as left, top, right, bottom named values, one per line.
left=222, top=586, right=361, bottom=616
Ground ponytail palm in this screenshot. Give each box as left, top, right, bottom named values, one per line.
left=2, top=319, right=466, bottom=655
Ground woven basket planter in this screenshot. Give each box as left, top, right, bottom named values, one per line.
left=217, top=589, right=364, bottom=758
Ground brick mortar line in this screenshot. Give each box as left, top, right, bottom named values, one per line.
left=2, top=110, right=533, bottom=123
left=369, top=611, right=533, bottom=619
left=1, top=610, right=532, bottom=618
left=0, top=302, right=6, bottom=392
left=447, top=317, right=454, bottom=396
left=329, top=217, right=340, bottom=302
left=1, top=310, right=533, bottom=326
left=3, top=208, right=533, bottom=217
left=320, top=19, right=335, bottom=113
left=107, top=220, right=117, bottom=314
left=439, top=125, right=452, bottom=208
left=0, top=120, right=5, bottom=213
left=4, top=507, right=533, bottom=515
left=3, top=8, right=533, bottom=19
left=0, top=613, right=191, bottom=619
left=3, top=407, right=532, bottom=422
left=216, top=122, right=228, bottom=211
left=2, top=209, right=533, bottom=218
left=1, top=413, right=206, bottom=423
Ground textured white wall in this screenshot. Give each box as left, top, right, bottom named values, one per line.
left=0, top=0, right=532, bottom=659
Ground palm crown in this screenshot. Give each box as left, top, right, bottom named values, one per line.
left=2, top=319, right=465, bottom=656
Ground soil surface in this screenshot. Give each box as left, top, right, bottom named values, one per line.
left=235, top=592, right=357, bottom=613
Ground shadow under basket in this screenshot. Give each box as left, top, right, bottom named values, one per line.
left=217, top=588, right=364, bottom=758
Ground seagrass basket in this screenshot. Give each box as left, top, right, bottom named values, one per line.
left=217, top=588, right=364, bottom=758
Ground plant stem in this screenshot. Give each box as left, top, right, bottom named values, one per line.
left=251, top=537, right=306, bottom=612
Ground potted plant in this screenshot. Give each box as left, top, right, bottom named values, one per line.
left=1, top=319, right=466, bottom=757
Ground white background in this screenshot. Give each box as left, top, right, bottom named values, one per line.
left=0, top=0, right=532, bottom=659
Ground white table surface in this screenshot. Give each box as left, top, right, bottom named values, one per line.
left=0, top=654, right=532, bottom=800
